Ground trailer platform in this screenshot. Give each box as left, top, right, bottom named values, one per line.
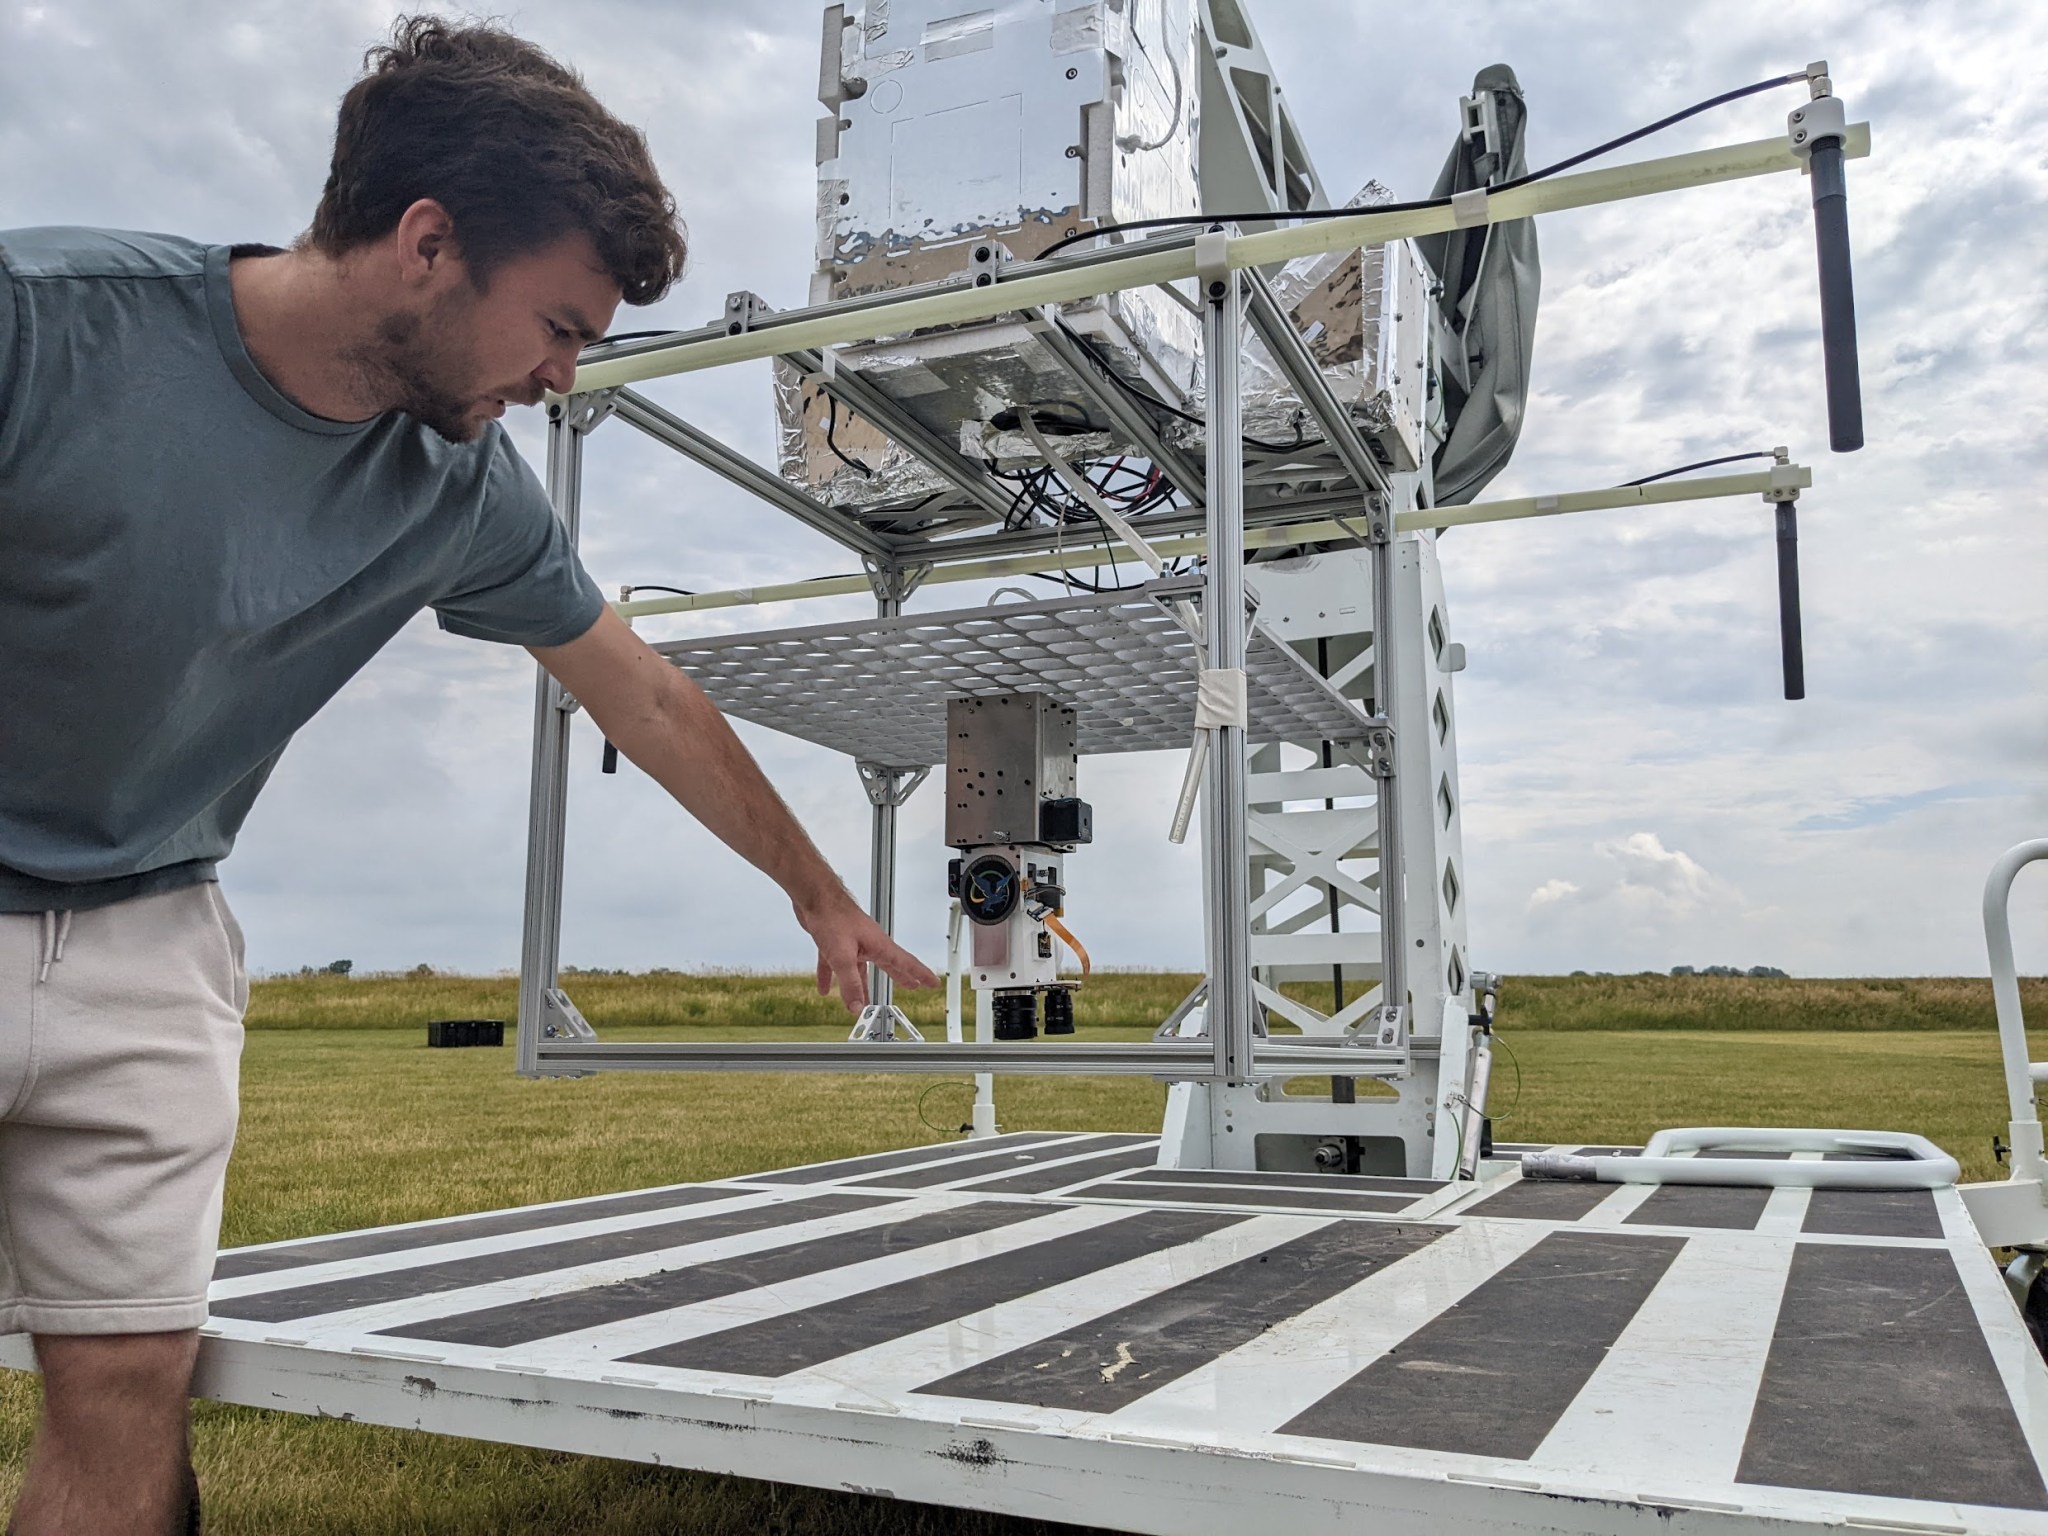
left=10, top=1130, right=2044, bottom=1534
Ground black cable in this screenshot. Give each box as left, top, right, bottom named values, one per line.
left=595, top=329, right=675, bottom=345
left=916, top=1080, right=975, bottom=1137
left=623, top=584, right=695, bottom=598
left=1056, top=320, right=1206, bottom=426
left=823, top=394, right=874, bottom=478
left=1017, top=458, right=1152, bottom=594
left=1619, top=451, right=1777, bottom=487
left=1053, top=320, right=1326, bottom=455
left=1244, top=413, right=1319, bottom=456
left=1035, top=71, right=1810, bottom=262
left=1487, top=1031, right=1523, bottom=1128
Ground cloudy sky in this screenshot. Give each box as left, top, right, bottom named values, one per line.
left=5, top=0, right=2043, bottom=980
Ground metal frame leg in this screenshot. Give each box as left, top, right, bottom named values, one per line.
left=850, top=759, right=930, bottom=1041
left=1200, top=261, right=1255, bottom=1088
left=1366, top=510, right=1409, bottom=1041
left=516, top=396, right=606, bottom=1075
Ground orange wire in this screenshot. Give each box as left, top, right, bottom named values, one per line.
left=1043, top=912, right=1091, bottom=979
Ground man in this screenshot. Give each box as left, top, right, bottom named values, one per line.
left=0, top=17, right=937, bottom=1533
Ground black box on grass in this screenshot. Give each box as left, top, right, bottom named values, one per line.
left=427, top=1019, right=505, bottom=1048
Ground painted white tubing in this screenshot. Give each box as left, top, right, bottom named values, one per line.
left=944, top=900, right=964, bottom=1044
left=1641, top=1126, right=1951, bottom=1160
left=1525, top=1126, right=1960, bottom=1189
left=1457, top=1039, right=1493, bottom=1177
left=1600, top=1156, right=1955, bottom=1190
left=1986, top=840, right=2048, bottom=1182
left=1018, top=416, right=1168, bottom=577
left=942, top=899, right=998, bottom=1138
left=611, top=466, right=1810, bottom=621
left=567, top=128, right=1869, bottom=395
left=1167, top=729, right=1208, bottom=845
left=971, top=989, right=997, bottom=1139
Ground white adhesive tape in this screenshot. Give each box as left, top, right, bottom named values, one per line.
left=1194, top=668, right=1248, bottom=730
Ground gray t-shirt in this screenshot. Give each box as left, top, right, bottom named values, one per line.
left=0, top=227, right=606, bottom=912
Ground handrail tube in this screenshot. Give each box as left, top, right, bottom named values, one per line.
left=612, top=466, right=1810, bottom=619
left=565, top=128, right=1870, bottom=396
left=1986, top=840, right=2048, bottom=1183
left=530, top=1038, right=1413, bottom=1077
left=1526, top=1126, right=1961, bottom=1190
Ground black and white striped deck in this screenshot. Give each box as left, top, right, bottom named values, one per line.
left=16, top=1132, right=2041, bottom=1534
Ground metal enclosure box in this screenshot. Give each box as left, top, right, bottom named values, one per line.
left=784, top=0, right=1202, bottom=514
left=945, top=694, right=1079, bottom=848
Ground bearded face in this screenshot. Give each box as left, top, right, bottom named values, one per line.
left=368, top=286, right=506, bottom=444
left=341, top=227, right=618, bottom=441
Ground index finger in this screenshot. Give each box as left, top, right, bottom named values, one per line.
left=873, top=933, right=939, bottom=990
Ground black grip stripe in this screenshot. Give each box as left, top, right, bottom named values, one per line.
left=1739, top=1243, right=2047, bottom=1509
left=625, top=1209, right=1246, bottom=1378
left=210, top=1193, right=895, bottom=1324
left=1624, top=1185, right=1771, bottom=1231
left=213, top=1185, right=739, bottom=1281
left=916, top=1220, right=1445, bottom=1411
left=379, top=1200, right=1052, bottom=1348
left=1280, top=1230, right=1683, bottom=1459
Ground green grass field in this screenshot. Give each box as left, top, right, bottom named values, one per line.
left=1, top=971, right=2040, bottom=1533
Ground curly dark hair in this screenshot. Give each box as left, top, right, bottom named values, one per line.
left=309, top=16, right=686, bottom=305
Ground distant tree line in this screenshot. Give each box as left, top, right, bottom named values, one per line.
left=1564, top=965, right=1791, bottom=979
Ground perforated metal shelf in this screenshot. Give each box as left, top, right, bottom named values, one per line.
left=651, top=579, right=1371, bottom=765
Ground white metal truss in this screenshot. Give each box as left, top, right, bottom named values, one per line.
left=511, top=114, right=1868, bottom=1119
left=1196, top=0, right=1329, bottom=219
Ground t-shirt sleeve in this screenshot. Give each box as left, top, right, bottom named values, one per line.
left=433, top=434, right=606, bottom=648
left=0, top=252, right=20, bottom=442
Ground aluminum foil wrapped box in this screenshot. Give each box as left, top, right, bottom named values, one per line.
left=779, top=0, right=1202, bottom=521
left=1231, top=183, right=1433, bottom=474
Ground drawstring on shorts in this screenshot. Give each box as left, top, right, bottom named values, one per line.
left=36, top=910, right=73, bottom=985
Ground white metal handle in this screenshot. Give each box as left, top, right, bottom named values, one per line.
left=1527, top=1126, right=1960, bottom=1190
left=1987, top=840, right=2048, bottom=1183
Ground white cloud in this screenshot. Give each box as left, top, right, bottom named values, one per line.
left=1519, top=832, right=1757, bottom=969
left=1597, top=832, right=1730, bottom=911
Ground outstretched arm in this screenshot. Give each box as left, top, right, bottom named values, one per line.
left=530, top=607, right=937, bottom=1009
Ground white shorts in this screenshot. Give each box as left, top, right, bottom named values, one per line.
left=0, top=882, right=245, bottom=1335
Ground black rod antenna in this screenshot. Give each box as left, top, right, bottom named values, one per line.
left=1791, top=63, right=1863, bottom=452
